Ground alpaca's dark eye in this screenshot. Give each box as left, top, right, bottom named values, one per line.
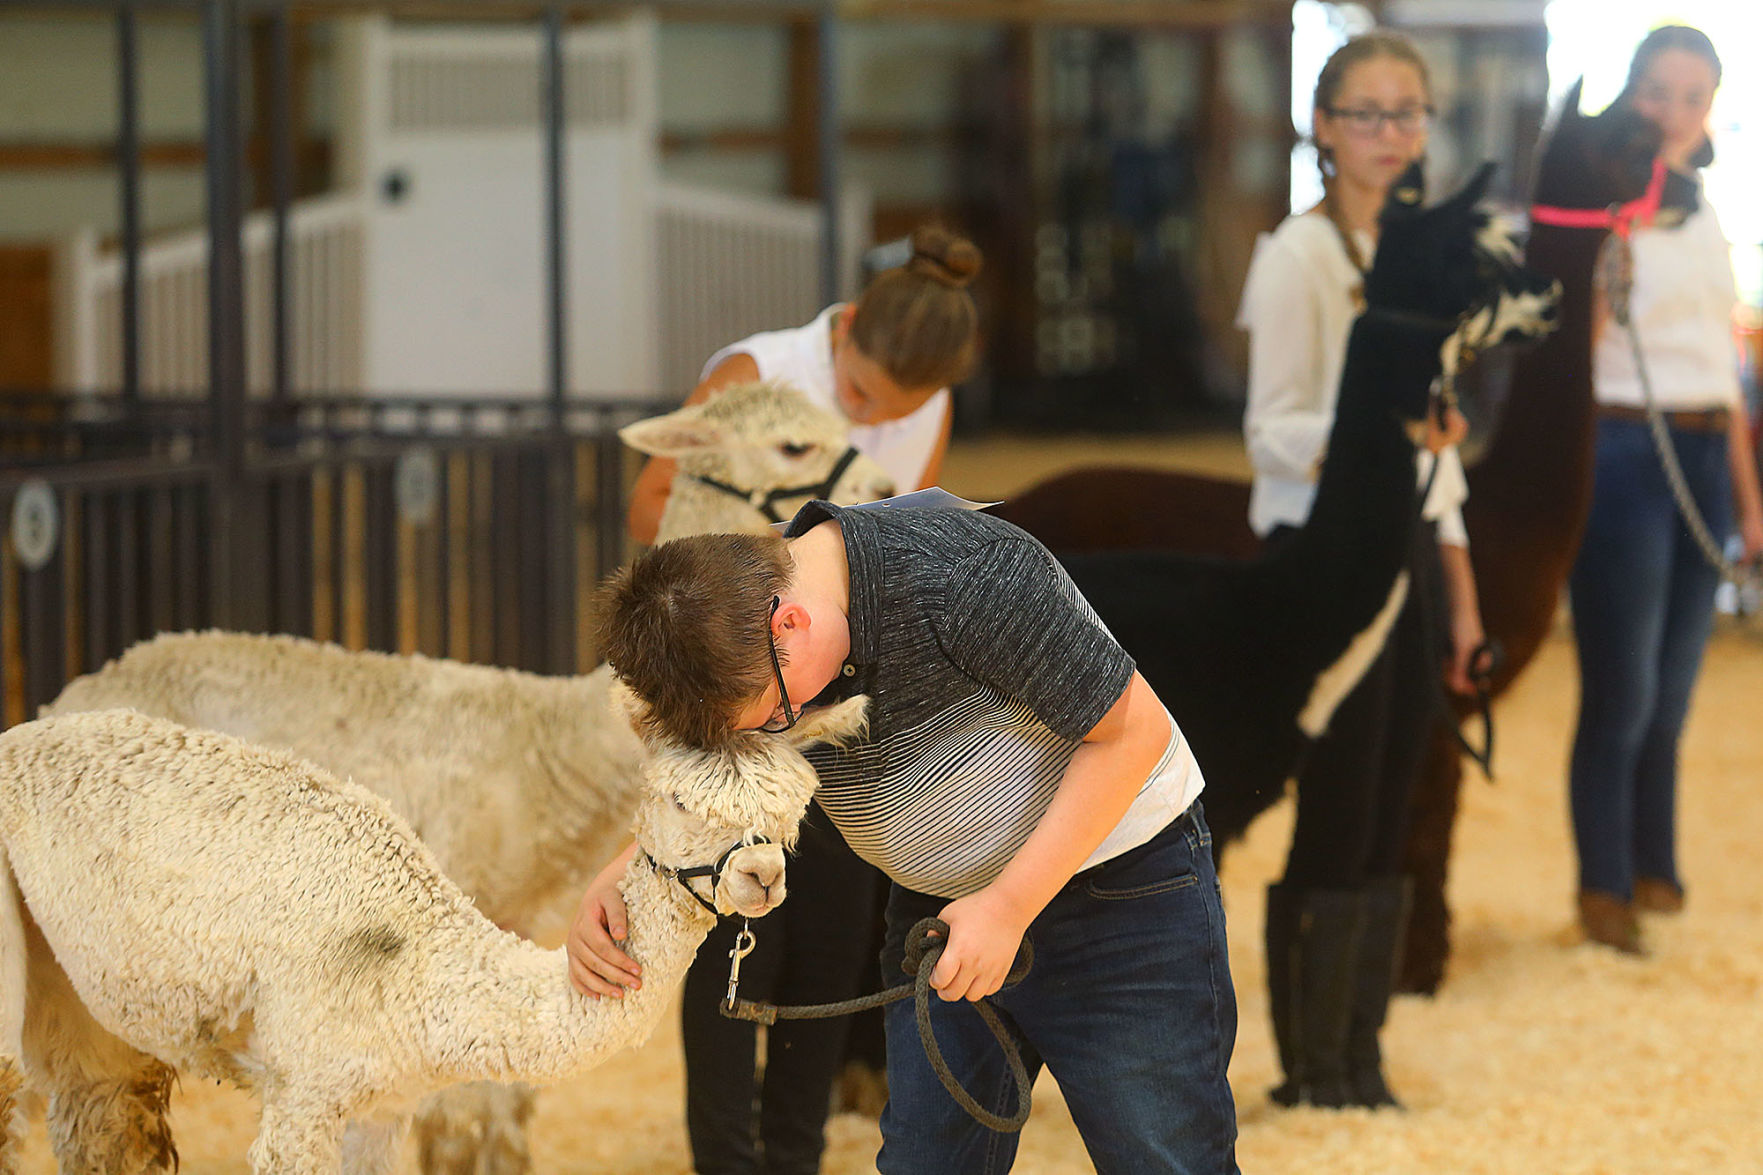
left=779, top=442, right=816, bottom=458
left=672, top=794, right=689, bottom=813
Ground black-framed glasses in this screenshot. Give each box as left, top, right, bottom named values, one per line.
left=759, top=596, right=798, bottom=734
left=1324, top=104, right=1434, bottom=138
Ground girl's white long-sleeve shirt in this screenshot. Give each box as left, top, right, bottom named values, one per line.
left=1593, top=185, right=1741, bottom=411
left=1236, top=212, right=1469, bottom=547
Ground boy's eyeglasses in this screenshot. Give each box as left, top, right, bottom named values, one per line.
left=1324, top=105, right=1433, bottom=138
left=759, top=596, right=798, bottom=734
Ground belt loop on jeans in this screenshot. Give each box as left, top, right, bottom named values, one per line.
left=1598, top=403, right=1730, bottom=433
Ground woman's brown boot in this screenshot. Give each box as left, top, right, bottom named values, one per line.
left=1577, top=890, right=1645, bottom=955
left=1633, top=876, right=1684, bottom=914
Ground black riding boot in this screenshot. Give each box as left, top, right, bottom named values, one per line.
left=1347, top=875, right=1412, bottom=1109
left=1266, top=884, right=1365, bottom=1109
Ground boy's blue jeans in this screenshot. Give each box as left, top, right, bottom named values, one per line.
left=876, top=802, right=1240, bottom=1175
left=1569, top=417, right=1731, bottom=901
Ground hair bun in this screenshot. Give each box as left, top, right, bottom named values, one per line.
left=906, top=225, right=983, bottom=289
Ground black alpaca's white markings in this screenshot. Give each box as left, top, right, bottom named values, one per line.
left=1299, top=572, right=1411, bottom=738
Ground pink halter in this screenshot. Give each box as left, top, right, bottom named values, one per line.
left=1530, top=156, right=1667, bottom=240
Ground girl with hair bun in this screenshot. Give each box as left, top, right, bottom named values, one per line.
left=1236, top=30, right=1482, bottom=1111
left=626, top=225, right=982, bottom=1175
left=628, top=225, right=982, bottom=546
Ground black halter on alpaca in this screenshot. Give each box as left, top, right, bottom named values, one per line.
left=645, top=835, right=774, bottom=916
left=689, top=446, right=863, bottom=524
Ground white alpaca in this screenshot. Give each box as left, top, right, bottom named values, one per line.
left=622, top=380, right=896, bottom=543
left=50, top=636, right=641, bottom=938
left=44, top=381, right=893, bottom=1172
left=0, top=698, right=866, bottom=1175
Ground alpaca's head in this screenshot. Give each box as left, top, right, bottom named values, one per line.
left=1363, top=162, right=1561, bottom=423
left=615, top=684, right=869, bottom=918
left=1533, top=79, right=1699, bottom=224
left=621, top=382, right=897, bottom=539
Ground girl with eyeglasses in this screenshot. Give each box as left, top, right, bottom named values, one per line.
left=1234, top=30, right=1481, bottom=1110
left=620, top=228, right=982, bottom=1175
left=1567, top=26, right=1763, bottom=956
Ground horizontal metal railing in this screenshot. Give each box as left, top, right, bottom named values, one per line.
left=0, top=394, right=668, bottom=730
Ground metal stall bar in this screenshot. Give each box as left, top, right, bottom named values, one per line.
left=269, top=3, right=294, bottom=405
left=541, top=3, right=577, bottom=675
left=204, top=0, right=249, bottom=628
left=117, top=2, right=143, bottom=405
left=817, top=8, right=841, bottom=303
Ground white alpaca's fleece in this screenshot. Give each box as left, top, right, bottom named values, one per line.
left=48, top=633, right=641, bottom=937
left=0, top=700, right=865, bottom=1175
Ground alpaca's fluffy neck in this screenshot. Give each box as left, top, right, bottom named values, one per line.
left=1273, top=313, right=1447, bottom=645
left=512, top=668, right=649, bottom=879
left=422, top=853, right=716, bottom=1087
left=655, top=473, right=772, bottom=543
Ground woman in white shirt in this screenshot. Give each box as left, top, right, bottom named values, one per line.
left=627, top=226, right=981, bottom=1175
left=1568, top=26, right=1763, bottom=956
left=1236, top=31, right=1482, bottom=1111
left=628, top=226, right=977, bottom=544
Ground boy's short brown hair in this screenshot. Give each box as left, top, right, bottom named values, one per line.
left=596, top=532, right=792, bottom=749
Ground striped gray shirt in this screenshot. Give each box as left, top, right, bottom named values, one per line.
left=785, top=501, right=1204, bottom=899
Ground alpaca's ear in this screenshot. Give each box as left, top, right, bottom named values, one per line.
left=1561, top=78, right=1585, bottom=122
left=619, top=407, right=728, bottom=458
left=1381, top=160, right=1427, bottom=224
left=782, top=695, right=869, bottom=750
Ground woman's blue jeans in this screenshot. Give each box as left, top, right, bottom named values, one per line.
left=1568, top=416, right=1732, bottom=901
left=874, top=803, right=1240, bottom=1175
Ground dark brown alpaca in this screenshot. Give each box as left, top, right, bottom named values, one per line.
left=994, top=86, right=1697, bottom=995
left=1396, top=88, right=1697, bottom=992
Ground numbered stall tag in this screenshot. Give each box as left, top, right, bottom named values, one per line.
left=10, top=480, right=60, bottom=572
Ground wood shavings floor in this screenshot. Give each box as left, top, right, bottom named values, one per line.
left=13, top=624, right=1759, bottom=1173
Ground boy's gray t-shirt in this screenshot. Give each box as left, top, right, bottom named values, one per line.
left=783, top=500, right=1204, bottom=899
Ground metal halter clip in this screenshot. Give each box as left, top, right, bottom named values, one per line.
left=725, top=919, right=757, bottom=1010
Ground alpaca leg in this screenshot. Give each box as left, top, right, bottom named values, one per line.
left=42, top=1067, right=178, bottom=1175
left=0, top=1061, right=26, bottom=1175
left=1397, top=724, right=1464, bottom=995
left=251, top=1099, right=344, bottom=1175
left=15, top=911, right=176, bottom=1174
left=342, top=1116, right=407, bottom=1174
left=414, top=1082, right=537, bottom=1175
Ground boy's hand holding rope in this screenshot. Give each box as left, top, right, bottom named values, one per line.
left=720, top=916, right=1036, bottom=1133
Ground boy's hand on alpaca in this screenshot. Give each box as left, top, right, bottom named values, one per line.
left=931, top=890, right=1032, bottom=1003
left=567, top=852, right=642, bottom=999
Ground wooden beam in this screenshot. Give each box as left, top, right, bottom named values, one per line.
left=783, top=18, right=819, bottom=200
left=656, top=0, right=1291, bottom=28
left=0, top=246, right=55, bottom=391
left=0, top=138, right=331, bottom=173
left=662, top=122, right=988, bottom=152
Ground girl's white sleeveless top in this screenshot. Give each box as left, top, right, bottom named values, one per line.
left=701, top=305, right=951, bottom=491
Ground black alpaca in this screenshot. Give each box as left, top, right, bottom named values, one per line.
left=1062, top=163, right=1553, bottom=856
left=1057, top=163, right=1557, bottom=1109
